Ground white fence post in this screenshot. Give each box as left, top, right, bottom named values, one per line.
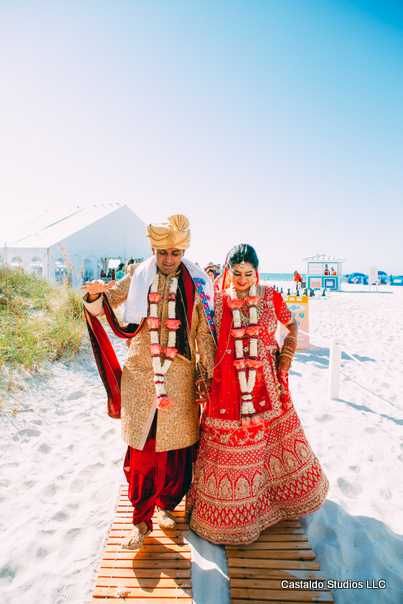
left=329, top=338, right=342, bottom=399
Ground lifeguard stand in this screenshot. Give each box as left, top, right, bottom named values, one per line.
left=303, top=254, right=346, bottom=291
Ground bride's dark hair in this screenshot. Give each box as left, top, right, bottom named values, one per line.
left=227, top=244, right=259, bottom=270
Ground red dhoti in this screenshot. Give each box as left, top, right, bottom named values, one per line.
left=123, top=417, right=195, bottom=531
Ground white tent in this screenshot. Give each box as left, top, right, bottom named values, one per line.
left=0, top=205, right=150, bottom=287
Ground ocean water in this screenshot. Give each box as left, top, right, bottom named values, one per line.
left=259, top=273, right=306, bottom=282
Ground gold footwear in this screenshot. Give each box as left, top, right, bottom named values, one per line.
left=156, top=507, right=176, bottom=529
left=120, top=525, right=151, bottom=550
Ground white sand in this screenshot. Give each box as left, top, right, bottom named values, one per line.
left=1, top=284, right=403, bottom=603
left=292, top=284, right=403, bottom=603
left=0, top=338, right=128, bottom=604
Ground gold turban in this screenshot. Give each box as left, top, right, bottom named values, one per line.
left=147, top=214, right=191, bottom=250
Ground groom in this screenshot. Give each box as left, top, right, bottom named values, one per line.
left=83, top=215, right=216, bottom=549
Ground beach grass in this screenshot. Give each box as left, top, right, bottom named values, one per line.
left=0, top=265, right=86, bottom=374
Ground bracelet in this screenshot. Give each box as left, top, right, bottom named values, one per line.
left=282, top=335, right=297, bottom=357
left=282, top=344, right=296, bottom=352
left=282, top=347, right=296, bottom=355
left=280, top=351, right=294, bottom=360
left=279, top=354, right=293, bottom=367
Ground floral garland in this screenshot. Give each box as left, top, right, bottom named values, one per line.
left=228, top=282, right=262, bottom=426
left=147, top=273, right=181, bottom=409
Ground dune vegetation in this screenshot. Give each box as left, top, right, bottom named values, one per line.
left=0, top=265, right=86, bottom=373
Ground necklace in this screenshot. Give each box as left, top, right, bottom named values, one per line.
left=228, top=282, right=262, bottom=426
left=147, top=273, right=181, bottom=409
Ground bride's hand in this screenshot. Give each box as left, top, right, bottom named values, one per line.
left=79, top=280, right=116, bottom=296
left=278, top=355, right=291, bottom=374
left=195, top=378, right=212, bottom=404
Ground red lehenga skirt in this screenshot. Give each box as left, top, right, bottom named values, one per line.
left=186, top=367, right=329, bottom=545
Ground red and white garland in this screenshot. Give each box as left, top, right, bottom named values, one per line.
left=228, top=282, right=262, bottom=426
left=147, top=273, right=181, bottom=409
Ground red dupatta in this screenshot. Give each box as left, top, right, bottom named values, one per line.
left=206, top=292, right=241, bottom=421
left=84, top=296, right=142, bottom=419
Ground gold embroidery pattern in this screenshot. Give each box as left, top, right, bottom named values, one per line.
left=218, top=475, right=233, bottom=500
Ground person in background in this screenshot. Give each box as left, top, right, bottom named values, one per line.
left=115, top=263, right=126, bottom=281
left=204, top=263, right=218, bottom=282
left=293, top=271, right=303, bottom=284
left=324, top=264, right=330, bottom=275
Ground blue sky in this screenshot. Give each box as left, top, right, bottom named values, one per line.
left=0, top=0, right=402, bottom=273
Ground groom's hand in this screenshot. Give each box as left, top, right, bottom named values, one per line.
left=80, top=279, right=116, bottom=302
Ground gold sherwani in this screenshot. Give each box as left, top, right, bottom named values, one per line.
left=84, top=264, right=216, bottom=452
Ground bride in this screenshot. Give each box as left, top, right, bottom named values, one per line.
left=187, top=244, right=329, bottom=545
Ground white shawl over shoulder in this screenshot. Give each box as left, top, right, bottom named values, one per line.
left=123, top=256, right=214, bottom=324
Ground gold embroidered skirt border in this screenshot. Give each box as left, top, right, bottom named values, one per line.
left=187, top=407, right=329, bottom=546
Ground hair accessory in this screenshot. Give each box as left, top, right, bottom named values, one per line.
left=239, top=261, right=247, bottom=268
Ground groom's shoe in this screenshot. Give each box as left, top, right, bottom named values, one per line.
left=156, top=507, right=176, bottom=529
left=121, top=524, right=151, bottom=550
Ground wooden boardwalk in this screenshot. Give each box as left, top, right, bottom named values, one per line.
left=225, top=518, right=334, bottom=603
left=92, top=487, right=333, bottom=603
left=91, top=486, right=192, bottom=602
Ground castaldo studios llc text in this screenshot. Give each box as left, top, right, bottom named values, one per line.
left=281, top=579, right=387, bottom=590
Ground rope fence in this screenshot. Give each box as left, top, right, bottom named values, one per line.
left=327, top=338, right=402, bottom=415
